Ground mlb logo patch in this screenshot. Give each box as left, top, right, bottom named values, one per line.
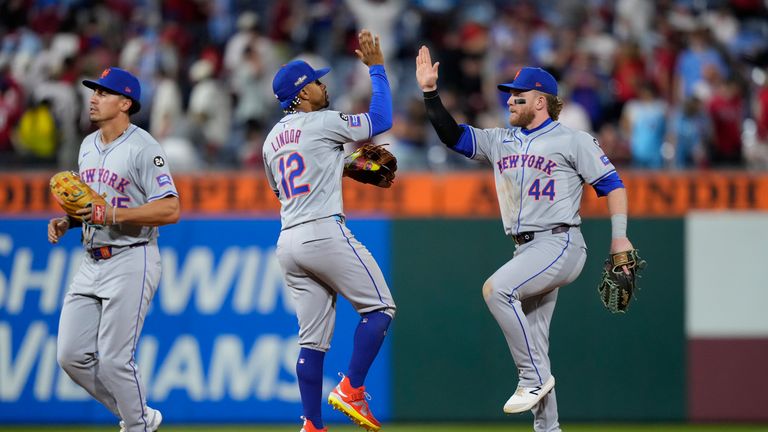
left=348, top=115, right=362, bottom=128
left=600, top=155, right=610, bottom=166
left=156, top=174, right=172, bottom=186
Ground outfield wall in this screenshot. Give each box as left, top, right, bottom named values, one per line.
left=0, top=219, right=392, bottom=424
left=390, top=219, right=686, bottom=422
left=1, top=171, right=766, bottom=425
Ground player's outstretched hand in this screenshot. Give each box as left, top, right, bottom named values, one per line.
left=355, top=29, right=384, bottom=67
left=416, top=45, right=439, bottom=92
left=48, top=217, right=69, bottom=244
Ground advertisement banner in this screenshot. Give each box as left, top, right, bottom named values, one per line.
left=0, top=218, right=391, bottom=424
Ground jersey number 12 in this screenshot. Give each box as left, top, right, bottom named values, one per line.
left=278, top=152, right=310, bottom=199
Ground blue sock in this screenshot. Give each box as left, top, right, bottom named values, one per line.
left=296, top=347, right=325, bottom=429
left=347, top=311, right=392, bottom=388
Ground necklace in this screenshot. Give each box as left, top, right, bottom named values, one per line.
left=100, top=125, right=130, bottom=144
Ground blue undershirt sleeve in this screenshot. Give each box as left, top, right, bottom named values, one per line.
left=367, top=64, right=392, bottom=136
left=592, top=171, right=625, bottom=197
left=452, top=125, right=475, bottom=158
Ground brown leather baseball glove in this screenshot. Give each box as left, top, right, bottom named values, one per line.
left=343, top=143, right=397, bottom=188
left=49, top=171, right=108, bottom=225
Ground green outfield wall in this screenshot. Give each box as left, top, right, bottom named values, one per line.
left=390, top=219, right=684, bottom=422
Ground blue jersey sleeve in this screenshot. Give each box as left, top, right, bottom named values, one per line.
left=368, top=65, right=392, bottom=136
left=452, top=125, right=475, bottom=158
left=592, top=171, right=625, bottom=197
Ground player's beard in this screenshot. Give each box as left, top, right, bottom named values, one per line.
left=509, top=108, right=535, bottom=128
left=321, top=92, right=329, bottom=109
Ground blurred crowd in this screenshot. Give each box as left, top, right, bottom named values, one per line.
left=3, top=0, right=768, bottom=172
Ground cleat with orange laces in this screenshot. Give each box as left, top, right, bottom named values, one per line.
left=327, top=374, right=381, bottom=431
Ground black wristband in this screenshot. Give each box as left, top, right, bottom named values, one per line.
left=423, top=89, right=439, bottom=100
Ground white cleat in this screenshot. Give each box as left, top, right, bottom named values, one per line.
left=503, top=375, right=555, bottom=414
left=119, top=407, right=163, bottom=431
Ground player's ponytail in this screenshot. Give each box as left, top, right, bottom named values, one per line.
left=545, top=95, right=564, bottom=121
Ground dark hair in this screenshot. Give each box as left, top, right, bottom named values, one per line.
left=545, top=94, right=564, bottom=120
left=127, top=98, right=140, bottom=115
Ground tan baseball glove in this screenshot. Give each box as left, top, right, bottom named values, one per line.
left=49, top=171, right=108, bottom=225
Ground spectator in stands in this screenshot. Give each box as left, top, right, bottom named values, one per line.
left=188, top=58, right=232, bottom=165
left=34, top=57, right=78, bottom=169
left=707, top=77, right=745, bottom=166
left=0, top=62, right=24, bottom=158
left=621, top=82, right=668, bottom=168
left=149, top=66, right=183, bottom=141
left=674, top=26, right=728, bottom=102
left=667, top=96, right=712, bottom=168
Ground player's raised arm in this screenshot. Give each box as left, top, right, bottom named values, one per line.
left=356, top=30, right=392, bottom=136
left=416, top=45, right=463, bottom=148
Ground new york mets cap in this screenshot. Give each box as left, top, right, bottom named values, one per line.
left=82, top=67, right=142, bottom=113
left=272, top=60, right=330, bottom=109
left=497, top=67, right=558, bottom=96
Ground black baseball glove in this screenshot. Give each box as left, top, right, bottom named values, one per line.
left=597, top=249, right=647, bottom=313
left=343, top=143, right=397, bottom=188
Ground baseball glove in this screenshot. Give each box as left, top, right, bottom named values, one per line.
left=344, top=143, right=397, bottom=188
left=50, top=171, right=108, bottom=225
left=597, top=249, right=647, bottom=313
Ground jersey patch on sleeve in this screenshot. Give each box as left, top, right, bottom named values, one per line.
left=156, top=174, right=172, bottom=186
left=348, top=115, right=362, bottom=127
left=153, top=156, right=166, bottom=167
left=339, top=113, right=349, bottom=121
left=600, top=154, right=610, bottom=166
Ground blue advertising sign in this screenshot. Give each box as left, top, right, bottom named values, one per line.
left=0, top=218, right=391, bottom=424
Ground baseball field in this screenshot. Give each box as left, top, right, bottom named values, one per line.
left=2, top=424, right=768, bottom=432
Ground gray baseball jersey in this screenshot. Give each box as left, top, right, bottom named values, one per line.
left=57, top=123, right=176, bottom=432
left=263, top=111, right=373, bottom=229
left=77, top=124, right=178, bottom=247
left=461, top=121, right=615, bottom=235
left=455, top=119, right=615, bottom=432
left=263, top=110, right=395, bottom=350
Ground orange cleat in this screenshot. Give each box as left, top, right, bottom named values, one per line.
left=300, top=417, right=328, bottom=432
left=327, top=374, right=381, bottom=431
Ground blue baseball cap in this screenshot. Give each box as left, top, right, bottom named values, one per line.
left=272, top=60, right=330, bottom=110
left=497, top=67, right=558, bottom=96
left=82, top=67, right=141, bottom=114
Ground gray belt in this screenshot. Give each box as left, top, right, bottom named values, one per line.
left=283, top=214, right=345, bottom=230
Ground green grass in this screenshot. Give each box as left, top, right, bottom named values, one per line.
left=1, top=424, right=767, bottom=432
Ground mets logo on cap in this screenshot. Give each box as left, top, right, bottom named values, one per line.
left=82, top=66, right=142, bottom=113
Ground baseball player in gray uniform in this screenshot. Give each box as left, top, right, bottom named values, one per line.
left=47, top=67, right=179, bottom=432
left=416, top=47, right=635, bottom=432
left=263, top=30, right=395, bottom=432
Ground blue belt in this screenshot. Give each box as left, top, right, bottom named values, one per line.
left=88, top=241, right=148, bottom=261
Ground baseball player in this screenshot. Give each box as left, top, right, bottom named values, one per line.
left=415, top=46, right=635, bottom=432
left=263, top=30, right=395, bottom=432
left=48, top=67, right=179, bottom=432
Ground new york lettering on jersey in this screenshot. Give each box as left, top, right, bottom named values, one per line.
left=77, top=125, right=178, bottom=248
